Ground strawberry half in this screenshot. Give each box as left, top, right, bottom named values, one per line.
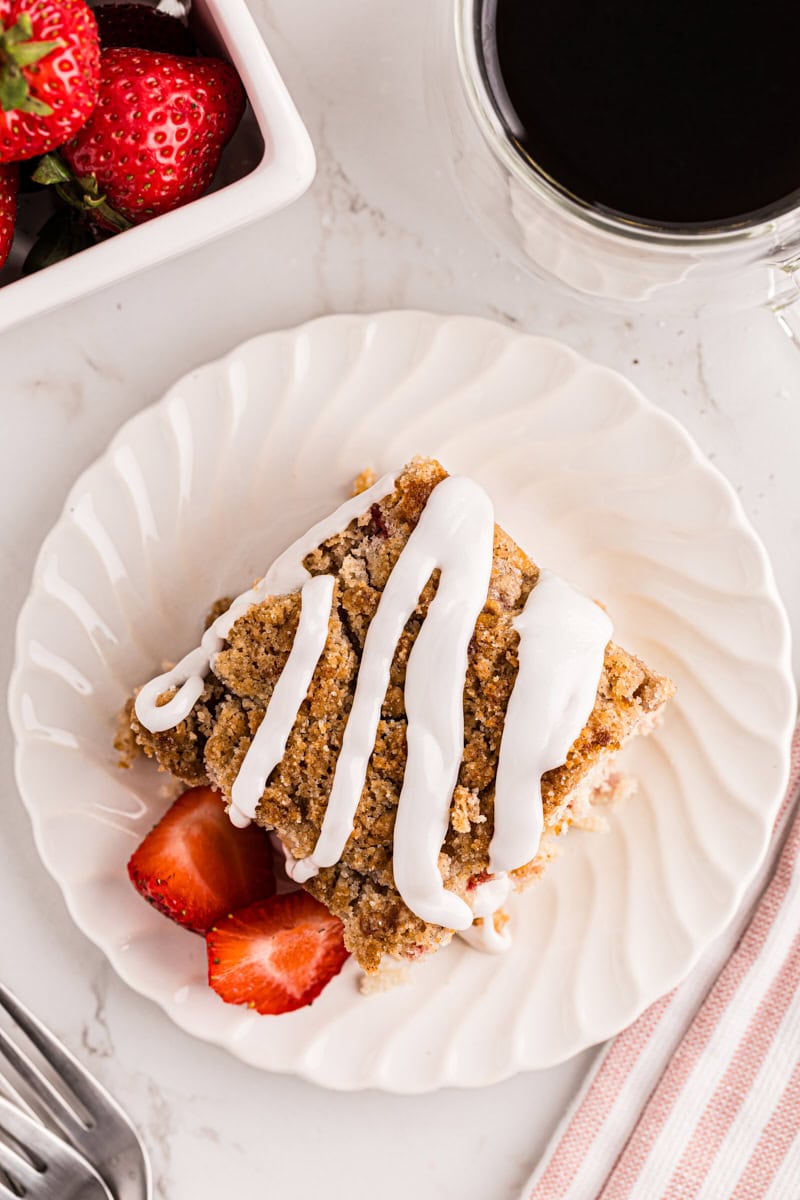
left=60, top=46, right=245, bottom=224
left=128, top=786, right=275, bottom=935
left=0, top=161, right=16, bottom=267
left=207, top=893, right=350, bottom=1015
left=0, top=0, right=99, bottom=164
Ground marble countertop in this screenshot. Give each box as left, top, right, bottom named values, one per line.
left=1, top=2, right=798, bottom=1197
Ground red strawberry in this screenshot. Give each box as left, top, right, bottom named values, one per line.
left=0, top=0, right=99, bottom=163
left=128, top=786, right=275, bottom=935
left=0, top=161, right=16, bottom=266
left=61, top=46, right=245, bottom=224
left=207, top=893, right=350, bottom=1015
left=95, top=4, right=195, bottom=56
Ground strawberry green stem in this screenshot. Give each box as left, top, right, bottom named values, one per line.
left=32, top=154, right=132, bottom=233
left=0, top=14, right=63, bottom=115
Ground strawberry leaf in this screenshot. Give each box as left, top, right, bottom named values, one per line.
left=16, top=93, right=53, bottom=116
left=3, top=13, right=33, bottom=43
left=32, top=153, right=132, bottom=233
left=0, top=14, right=62, bottom=115
left=0, top=65, right=28, bottom=112
left=10, top=38, right=64, bottom=69
left=22, top=207, right=97, bottom=275
left=31, top=153, right=72, bottom=185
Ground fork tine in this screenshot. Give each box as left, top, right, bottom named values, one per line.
left=0, top=1156, right=24, bottom=1200
left=0, top=1099, right=114, bottom=1200
left=0, top=1070, right=38, bottom=1121
left=0, top=1175, right=20, bottom=1200
left=0, top=1100, right=46, bottom=1194
left=0, top=984, right=107, bottom=1123
left=0, top=1023, right=85, bottom=1134
left=0, top=986, right=147, bottom=1200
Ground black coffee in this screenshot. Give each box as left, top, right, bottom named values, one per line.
left=479, top=0, right=800, bottom=228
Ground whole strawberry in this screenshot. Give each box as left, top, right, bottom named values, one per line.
left=0, top=0, right=99, bottom=163
left=0, top=161, right=17, bottom=266
left=61, top=46, right=245, bottom=224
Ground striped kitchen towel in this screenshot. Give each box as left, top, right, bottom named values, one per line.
left=523, top=726, right=800, bottom=1200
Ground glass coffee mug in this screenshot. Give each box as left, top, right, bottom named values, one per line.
left=430, top=0, right=800, bottom=333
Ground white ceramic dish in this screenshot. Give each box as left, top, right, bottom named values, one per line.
left=9, top=312, right=795, bottom=1092
left=0, top=0, right=315, bottom=334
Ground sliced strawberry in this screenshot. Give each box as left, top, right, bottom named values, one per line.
left=128, top=786, right=275, bottom=934
left=207, top=893, right=349, bottom=1015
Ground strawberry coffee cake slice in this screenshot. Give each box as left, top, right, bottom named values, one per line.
left=119, top=457, right=674, bottom=995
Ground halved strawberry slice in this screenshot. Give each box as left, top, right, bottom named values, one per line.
left=207, top=893, right=349, bottom=1015
left=128, top=786, right=275, bottom=934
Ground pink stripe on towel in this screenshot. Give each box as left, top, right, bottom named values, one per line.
left=525, top=727, right=800, bottom=1200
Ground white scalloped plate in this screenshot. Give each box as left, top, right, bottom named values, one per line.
left=9, top=312, right=795, bottom=1092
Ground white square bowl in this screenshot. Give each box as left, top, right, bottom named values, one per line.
left=0, top=0, right=315, bottom=333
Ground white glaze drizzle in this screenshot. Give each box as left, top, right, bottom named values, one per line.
left=289, top=476, right=494, bottom=931
left=134, top=472, right=612, bottom=942
left=459, top=921, right=512, bottom=954
left=488, top=569, right=613, bottom=874
left=470, top=872, right=512, bottom=919
left=229, top=574, right=335, bottom=828
left=133, top=472, right=396, bottom=733
left=459, top=873, right=513, bottom=954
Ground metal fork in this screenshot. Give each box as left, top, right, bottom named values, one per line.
left=0, top=1097, right=110, bottom=1199
left=0, top=984, right=151, bottom=1200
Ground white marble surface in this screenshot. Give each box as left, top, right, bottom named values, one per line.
left=1, top=2, right=798, bottom=1198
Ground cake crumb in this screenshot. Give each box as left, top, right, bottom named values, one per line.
left=450, top=785, right=484, bottom=833
left=114, top=699, right=138, bottom=768
left=352, top=468, right=377, bottom=496
left=592, top=771, right=637, bottom=808
left=494, top=907, right=510, bottom=936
